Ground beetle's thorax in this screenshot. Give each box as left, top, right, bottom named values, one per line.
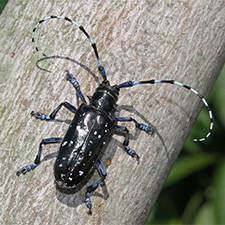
left=89, top=80, right=119, bottom=113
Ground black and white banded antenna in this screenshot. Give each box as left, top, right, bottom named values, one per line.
left=32, top=15, right=107, bottom=80
left=118, top=79, right=214, bottom=142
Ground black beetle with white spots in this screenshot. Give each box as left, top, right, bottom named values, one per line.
left=16, top=15, right=214, bottom=214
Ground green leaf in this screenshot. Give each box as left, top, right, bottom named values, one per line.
left=193, top=202, right=216, bottom=225
left=165, top=153, right=219, bottom=187
left=213, top=158, right=225, bottom=224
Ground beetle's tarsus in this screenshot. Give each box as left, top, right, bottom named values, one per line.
left=138, top=123, right=154, bottom=134
left=31, top=111, right=51, bottom=120
left=16, top=163, right=37, bottom=176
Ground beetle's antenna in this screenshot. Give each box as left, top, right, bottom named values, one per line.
left=32, top=15, right=107, bottom=80
left=118, top=79, right=213, bottom=142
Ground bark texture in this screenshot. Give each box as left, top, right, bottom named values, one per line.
left=0, top=1, right=225, bottom=225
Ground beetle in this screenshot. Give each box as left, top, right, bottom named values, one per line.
left=16, top=15, right=214, bottom=214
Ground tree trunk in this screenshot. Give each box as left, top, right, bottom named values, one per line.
left=0, top=0, right=225, bottom=224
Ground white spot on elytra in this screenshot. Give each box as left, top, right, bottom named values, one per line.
left=62, top=141, right=67, bottom=146
left=89, top=151, right=92, bottom=156
left=98, top=135, right=101, bottom=138
left=69, top=177, right=73, bottom=181
left=69, top=140, right=74, bottom=146
left=94, top=131, right=97, bottom=135
left=78, top=171, right=84, bottom=176
left=59, top=164, right=62, bottom=167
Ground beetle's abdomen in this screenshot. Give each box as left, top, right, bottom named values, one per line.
left=54, top=104, right=114, bottom=189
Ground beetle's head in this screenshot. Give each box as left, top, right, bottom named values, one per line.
left=89, top=80, right=119, bottom=112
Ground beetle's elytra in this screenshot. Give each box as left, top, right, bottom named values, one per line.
left=16, top=15, right=214, bottom=214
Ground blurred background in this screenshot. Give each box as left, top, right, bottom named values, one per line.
left=1, top=2, right=224, bottom=224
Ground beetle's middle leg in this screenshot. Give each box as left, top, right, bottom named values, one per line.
left=85, top=159, right=107, bottom=214
left=115, top=125, right=140, bottom=163
left=16, top=137, right=63, bottom=176
left=115, top=116, right=154, bottom=134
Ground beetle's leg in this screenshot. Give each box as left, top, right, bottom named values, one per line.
left=115, top=125, right=140, bottom=163
left=31, top=102, right=77, bottom=121
left=66, top=70, right=87, bottom=104
left=85, top=159, right=107, bottom=214
left=115, top=116, right=154, bottom=134
left=16, top=137, right=63, bottom=176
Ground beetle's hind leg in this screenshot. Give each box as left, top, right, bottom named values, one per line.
left=31, top=102, right=77, bottom=121
left=85, top=159, right=107, bottom=214
left=115, top=125, right=140, bottom=163
left=16, top=137, right=63, bottom=176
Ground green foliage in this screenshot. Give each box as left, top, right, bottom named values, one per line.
left=0, top=0, right=8, bottom=14
left=146, top=64, right=225, bottom=224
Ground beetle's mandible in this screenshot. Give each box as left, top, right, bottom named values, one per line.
left=16, top=15, right=214, bottom=214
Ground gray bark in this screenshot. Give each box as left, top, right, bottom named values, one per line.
left=0, top=0, right=225, bottom=225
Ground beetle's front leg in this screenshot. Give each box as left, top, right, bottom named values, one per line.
left=16, top=137, right=63, bottom=176
left=115, top=116, right=154, bottom=134
left=85, top=159, right=107, bottom=214
left=66, top=70, right=87, bottom=104
left=31, top=102, right=77, bottom=121
left=115, top=125, right=140, bottom=163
